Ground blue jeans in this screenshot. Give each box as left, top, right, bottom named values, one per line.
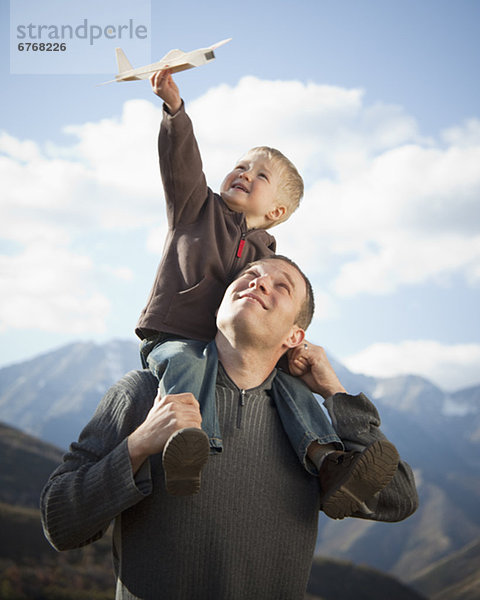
left=272, top=372, right=343, bottom=474
left=140, top=336, right=343, bottom=472
left=140, top=335, right=223, bottom=452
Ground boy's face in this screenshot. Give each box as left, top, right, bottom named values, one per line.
left=220, top=151, right=286, bottom=229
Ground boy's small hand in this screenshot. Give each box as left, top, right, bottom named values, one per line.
left=288, top=341, right=346, bottom=399
left=150, top=68, right=182, bottom=114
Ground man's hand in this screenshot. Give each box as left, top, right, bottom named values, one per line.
left=150, top=69, right=182, bottom=114
left=287, top=341, right=346, bottom=399
left=127, top=391, right=202, bottom=474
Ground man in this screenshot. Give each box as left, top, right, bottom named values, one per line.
left=41, top=256, right=418, bottom=600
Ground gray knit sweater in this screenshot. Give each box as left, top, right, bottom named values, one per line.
left=41, top=366, right=418, bottom=599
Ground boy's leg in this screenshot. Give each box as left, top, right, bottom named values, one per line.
left=272, top=371, right=343, bottom=475
left=318, top=440, right=400, bottom=519
left=144, top=337, right=221, bottom=447
left=272, top=371, right=400, bottom=519
left=143, top=338, right=221, bottom=495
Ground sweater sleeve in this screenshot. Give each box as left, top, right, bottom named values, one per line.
left=323, top=392, right=419, bottom=522
left=159, top=101, right=210, bottom=228
left=40, top=371, right=156, bottom=551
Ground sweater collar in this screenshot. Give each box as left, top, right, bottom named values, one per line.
left=217, top=361, right=276, bottom=393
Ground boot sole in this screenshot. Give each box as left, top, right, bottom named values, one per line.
left=321, top=440, right=399, bottom=520
left=162, top=428, right=210, bottom=496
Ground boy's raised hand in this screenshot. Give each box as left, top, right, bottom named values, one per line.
left=150, top=68, right=182, bottom=114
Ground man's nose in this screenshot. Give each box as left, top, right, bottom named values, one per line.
left=249, top=275, right=270, bottom=293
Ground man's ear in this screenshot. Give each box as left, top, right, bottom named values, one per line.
left=266, top=205, right=287, bottom=223
left=284, top=326, right=305, bottom=349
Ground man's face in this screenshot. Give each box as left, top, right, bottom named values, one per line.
left=220, top=152, right=284, bottom=229
left=216, top=259, right=307, bottom=351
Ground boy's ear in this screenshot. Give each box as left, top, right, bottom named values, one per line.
left=267, top=205, right=287, bottom=223
left=284, top=326, right=305, bottom=350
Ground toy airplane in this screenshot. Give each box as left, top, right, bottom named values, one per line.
left=101, top=38, right=232, bottom=84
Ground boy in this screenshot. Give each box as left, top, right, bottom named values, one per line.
left=136, top=69, right=399, bottom=518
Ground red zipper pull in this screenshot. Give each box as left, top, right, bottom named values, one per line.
left=236, top=238, right=246, bottom=258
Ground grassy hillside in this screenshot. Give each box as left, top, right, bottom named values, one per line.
left=0, top=502, right=115, bottom=600
left=0, top=422, right=115, bottom=599
left=0, top=422, right=63, bottom=507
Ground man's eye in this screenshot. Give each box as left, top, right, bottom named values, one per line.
left=259, top=172, right=268, bottom=180
left=278, top=283, right=290, bottom=293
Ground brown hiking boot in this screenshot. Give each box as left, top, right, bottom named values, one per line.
left=319, top=440, right=399, bottom=519
left=162, top=428, right=210, bottom=496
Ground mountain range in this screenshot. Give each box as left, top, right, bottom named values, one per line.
left=1, top=339, right=479, bottom=598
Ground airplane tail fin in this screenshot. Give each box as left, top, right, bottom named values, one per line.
left=115, top=47, right=134, bottom=74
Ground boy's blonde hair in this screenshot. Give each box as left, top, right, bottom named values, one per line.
left=248, top=146, right=304, bottom=228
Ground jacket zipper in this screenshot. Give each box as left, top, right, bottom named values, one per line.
left=236, top=234, right=246, bottom=258
left=227, top=229, right=247, bottom=283
left=236, top=389, right=246, bottom=429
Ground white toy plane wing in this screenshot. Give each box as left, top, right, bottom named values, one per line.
left=101, top=38, right=231, bottom=84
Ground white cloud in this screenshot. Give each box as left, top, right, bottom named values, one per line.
left=343, top=340, right=480, bottom=391
left=0, top=132, right=42, bottom=162
left=310, top=288, right=339, bottom=323
left=0, top=101, right=165, bottom=335
left=0, top=243, right=110, bottom=333
left=146, top=223, right=169, bottom=255
left=101, top=265, right=134, bottom=282
left=61, top=99, right=162, bottom=199
left=275, top=128, right=480, bottom=293
left=331, top=232, right=480, bottom=296
left=188, top=76, right=421, bottom=187
left=442, top=118, right=480, bottom=147
left=0, top=99, right=166, bottom=248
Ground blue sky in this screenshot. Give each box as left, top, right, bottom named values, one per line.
left=1, top=0, right=479, bottom=391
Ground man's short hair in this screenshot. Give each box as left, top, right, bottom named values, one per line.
left=240, top=255, right=315, bottom=330
left=247, top=147, right=304, bottom=226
